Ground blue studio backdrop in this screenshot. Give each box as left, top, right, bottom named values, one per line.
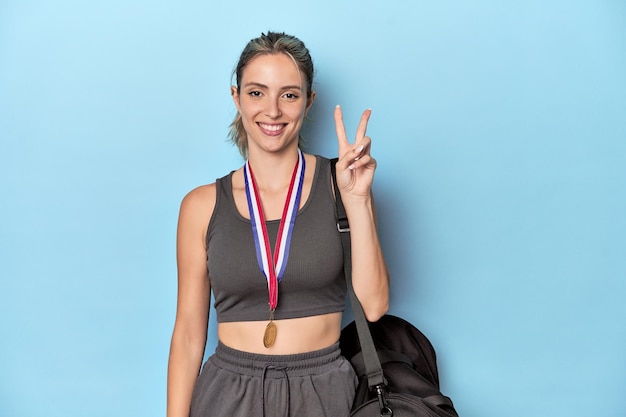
left=1, top=1, right=625, bottom=416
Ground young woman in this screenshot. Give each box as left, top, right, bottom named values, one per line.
left=167, top=31, right=389, bottom=417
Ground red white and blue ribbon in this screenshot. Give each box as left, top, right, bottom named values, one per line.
left=244, top=149, right=305, bottom=311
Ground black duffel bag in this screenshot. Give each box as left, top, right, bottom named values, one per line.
left=340, top=315, right=458, bottom=417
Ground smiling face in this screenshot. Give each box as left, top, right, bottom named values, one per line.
left=232, top=53, right=315, bottom=157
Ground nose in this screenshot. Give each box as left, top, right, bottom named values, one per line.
left=265, top=97, right=282, bottom=119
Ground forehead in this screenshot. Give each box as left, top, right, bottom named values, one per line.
left=241, top=53, right=304, bottom=87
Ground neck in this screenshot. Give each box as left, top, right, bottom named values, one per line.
left=247, top=148, right=301, bottom=191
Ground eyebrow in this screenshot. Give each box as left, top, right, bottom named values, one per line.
left=243, top=82, right=303, bottom=91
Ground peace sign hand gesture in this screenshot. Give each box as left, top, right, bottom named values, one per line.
left=334, top=105, right=376, bottom=201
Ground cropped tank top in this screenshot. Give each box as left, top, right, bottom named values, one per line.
left=206, top=156, right=346, bottom=323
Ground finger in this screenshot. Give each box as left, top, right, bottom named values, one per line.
left=349, top=154, right=376, bottom=171
left=350, top=136, right=371, bottom=162
left=355, top=109, right=371, bottom=142
left=352, top=134, right=371, bottom=154
left=334, top=105, right=349, bottom=149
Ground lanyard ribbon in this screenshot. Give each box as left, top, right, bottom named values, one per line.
left=244, top=149, right=305, bottom=311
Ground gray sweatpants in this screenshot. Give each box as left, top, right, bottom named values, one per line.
left=189, top=342, right=358, bottom=417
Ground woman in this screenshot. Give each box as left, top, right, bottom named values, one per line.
left=167, top=31, right=389, bottom=417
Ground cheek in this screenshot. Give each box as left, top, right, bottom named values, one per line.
left=239, top=101, right=260, bottom=119
left=287, top=103, right=308, bottom=120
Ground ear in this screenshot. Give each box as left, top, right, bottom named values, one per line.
left=305, top=90, right=316, bottom=114
left=231, top=86, right=241, bottom=112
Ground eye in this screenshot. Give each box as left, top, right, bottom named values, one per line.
left=248, top=90, right=262, bottom=97
left=283, top=92, right=299, bottom=100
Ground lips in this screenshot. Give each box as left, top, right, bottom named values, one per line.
left=258, top=122, right=287, bottom=136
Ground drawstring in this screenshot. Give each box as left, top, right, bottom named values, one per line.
left=261, top=364, right=291, bottom=417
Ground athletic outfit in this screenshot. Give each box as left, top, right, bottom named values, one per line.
left=189, top=156, right=357, bottom=417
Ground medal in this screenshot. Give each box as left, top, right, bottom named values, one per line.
left=263, top=310, right=277, bottom=348
left=244, top=149, right=305, bottom=348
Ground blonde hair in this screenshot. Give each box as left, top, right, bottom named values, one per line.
left=229, top=32, right=315, bottom=158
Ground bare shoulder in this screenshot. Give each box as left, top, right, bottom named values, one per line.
left=178, top=183, right=217, bottom=239
left=181, top=183, right=216, bottom=211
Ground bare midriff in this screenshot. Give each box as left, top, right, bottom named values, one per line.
left=217, top=312, right=343, bottom=354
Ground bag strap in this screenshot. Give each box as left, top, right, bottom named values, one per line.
left=330, top=158, right=386, bottom=389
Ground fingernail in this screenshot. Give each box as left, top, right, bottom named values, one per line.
left=336, top=104, right=341, bottom=108
left=348, top=164, right=355, bottom=170
left=355, top=145, right=364, bottom=153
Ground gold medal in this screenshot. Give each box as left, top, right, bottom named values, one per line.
left=263, top=309, right=277, bottom=348
left=263, top=321, right=277, bottom=348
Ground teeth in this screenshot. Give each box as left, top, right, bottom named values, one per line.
left=259, top=123, right=284, bottom=132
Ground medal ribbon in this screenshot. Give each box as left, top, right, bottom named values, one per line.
left=244, top=149, right=305, bottom=311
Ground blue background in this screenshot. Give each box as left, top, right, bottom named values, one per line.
left=1, top=1, right=625, bottom=416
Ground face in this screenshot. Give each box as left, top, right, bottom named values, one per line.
left=232, top=53, right=315, bottom=156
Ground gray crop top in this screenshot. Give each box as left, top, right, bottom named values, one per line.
left=206, top=156, right=346, bottom=323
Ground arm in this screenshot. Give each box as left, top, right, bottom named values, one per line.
left=167, top=185, right=214, bottom=417
left=334, top=106, right=389, bottom=322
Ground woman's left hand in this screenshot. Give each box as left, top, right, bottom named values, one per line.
left=334, top=105, right=376, bottom=200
